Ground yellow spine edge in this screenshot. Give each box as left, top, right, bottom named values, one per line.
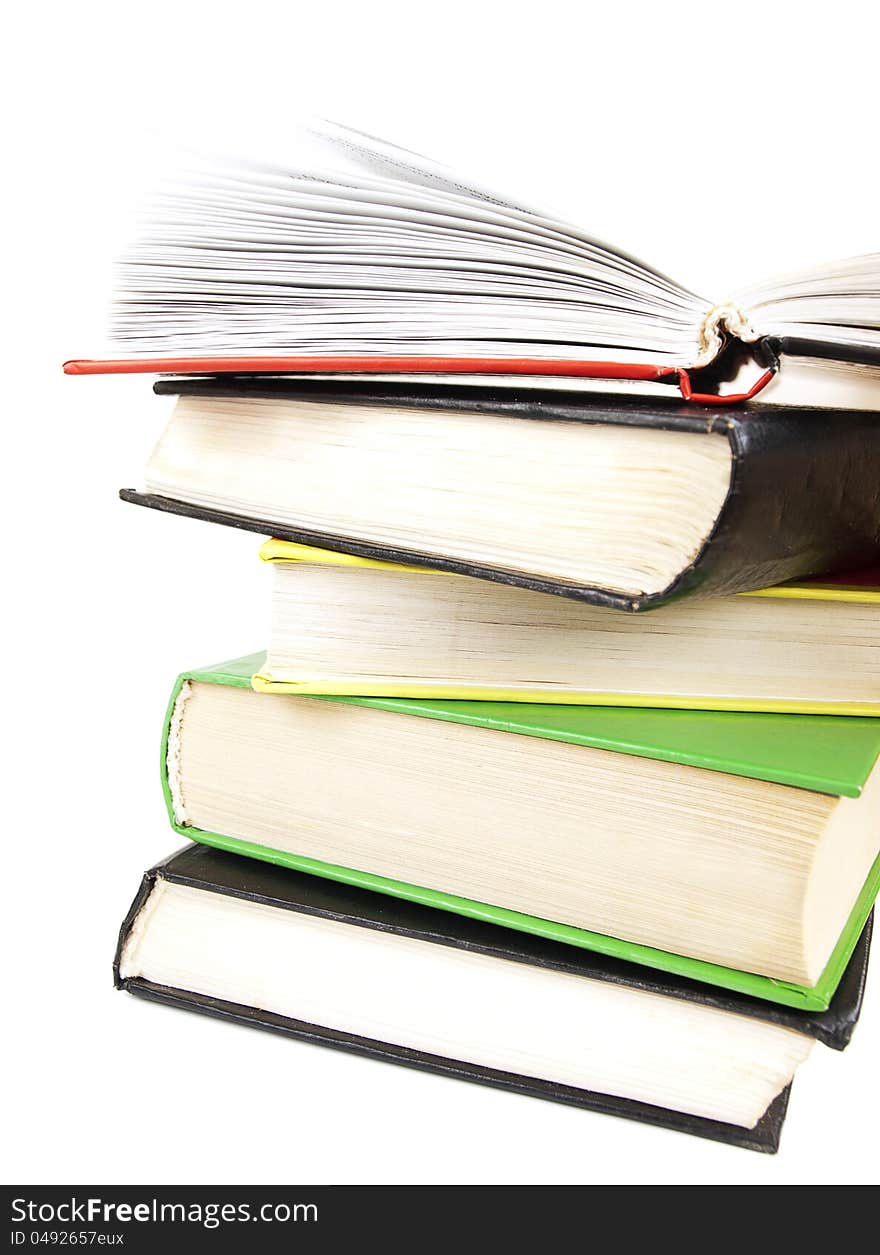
left=739, top=583, right=880, bottom=603
left=250, top=671, right=880, bottom=714
left=259, top=539, right=880, bottom=601
left=259, top=537, right=440, bottom=575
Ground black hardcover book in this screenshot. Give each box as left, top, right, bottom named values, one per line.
left=115, top=845, right=874, bottom=1152
left=122, top=380, right=880, bottom=610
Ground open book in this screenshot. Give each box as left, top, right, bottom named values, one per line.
left=64, top=123, right=880, bottom=408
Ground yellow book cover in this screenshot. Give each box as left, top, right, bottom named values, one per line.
left=255, top=540, right=880, bottom=715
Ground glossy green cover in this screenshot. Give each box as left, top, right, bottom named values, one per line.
left=160, top=652, right=880, bottom=1011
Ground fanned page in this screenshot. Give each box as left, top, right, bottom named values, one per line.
left=110, top=125, right=708, bottom=364
left=65, top=121, right=880, bottom=396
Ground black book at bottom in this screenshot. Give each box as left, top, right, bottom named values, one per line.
left=115, top=844, right=873, bottom=1153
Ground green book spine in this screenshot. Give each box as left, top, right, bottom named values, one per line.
left=159, top=653, right=880, bottom=1012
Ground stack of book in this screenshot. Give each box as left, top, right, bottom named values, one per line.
left=67, top=123, right=880, bottom=1153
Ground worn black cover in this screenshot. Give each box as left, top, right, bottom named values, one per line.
left=115, top=844, right=874, bottom=1150
left=123, top=981, right=790, bottom=1153
left=121, top=379, right=880, bottom=610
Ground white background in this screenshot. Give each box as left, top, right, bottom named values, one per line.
left=3, top=0, right=878, bottom=1186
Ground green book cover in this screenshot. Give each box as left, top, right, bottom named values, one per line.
left=160, top=652, right=880, bottom=1012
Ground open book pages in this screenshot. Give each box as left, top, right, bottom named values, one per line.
left=95, top=121, right=880, bottom=403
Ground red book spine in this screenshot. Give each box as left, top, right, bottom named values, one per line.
left=62, top=355, right=777, bottom=405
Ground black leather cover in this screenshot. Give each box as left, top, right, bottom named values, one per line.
left=767, top=336, right=880, bottom=369
left=122, top=979, right=790, bottom=1153
left=114, top=844, right=874, bottom=1151
left=121, top=379, right=880, bottom=611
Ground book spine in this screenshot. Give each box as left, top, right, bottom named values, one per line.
left=663, top=411, right=880, bottom=603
